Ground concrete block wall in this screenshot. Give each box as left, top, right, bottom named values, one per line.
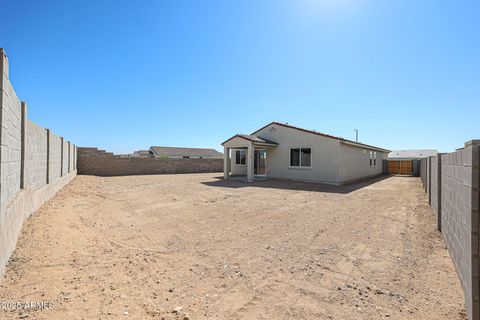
left=420, top=141, right=480, bottom=320
left=412, top=159, right=421, bottom=177
left=48, top=131, right=62, bottom=182
left=420, top=158, right=427, bottom=191
left=62, top=138, right=69, bottom=176
left=25, top=120, right=48, bottom=189
left=430, top=155, right=441, bottom=230
left=78, top=147, right=223, bottom=176
left=73, top=146, right=77, bottom=171
left=0, top=49, right=78, bottom=277
left=441, top=142, right=480, bottom=320
left=0, top=51, right=22, bottom=213
left=427, top=157, right=432, bottom=203
left=68, top=142, right=74, bottom=173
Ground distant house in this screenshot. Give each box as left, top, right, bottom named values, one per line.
left=222, top=122, right=390, bottom=185
left=388, top=149, right=438, bottom=160
left=148, top=146, right=223, bottom=159
left=386, top=150, right=438, bottom=176
left=133, top=150, right=154, bottom=158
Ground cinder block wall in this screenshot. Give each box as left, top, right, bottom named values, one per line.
left=0, top=49, right=78, bottom=276
left=78, top=148, right=223, bottom=176
left=430, top=155, right=441, bottom=230
left=0, top=52, right=22, bottom=212
left=25, top=120, right=48, bottom=189
left=420, top=158, right=427, bottom=191
left=420, top=141, right=480, bottom=320
left=441, top=142, right=480, bottom=320
left=62, top=138, right=69, bottom=176
left=48, top=131, right=62, bottom=182
left=427, top=157, right=432, bottom=203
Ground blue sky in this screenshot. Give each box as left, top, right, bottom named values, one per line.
left=1, top=0, right=478, bottom=153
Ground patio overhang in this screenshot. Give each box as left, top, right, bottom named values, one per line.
left=222, top=134, right=278, bottom=182
left=222, top=134, right=278, bottom=148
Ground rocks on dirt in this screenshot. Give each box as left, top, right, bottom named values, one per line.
left=172, top=306, right=183, bottom=314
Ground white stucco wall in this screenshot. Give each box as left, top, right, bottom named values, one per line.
left=338, top=142, right=388, bottom=183
left=230, top=148, right=247, bottom=175
left=224, top=137, right=250, bottom=176
left=254, top=124, right=342, bottom=184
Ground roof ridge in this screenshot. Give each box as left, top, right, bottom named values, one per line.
left=252, top=121, right=390, bottom=152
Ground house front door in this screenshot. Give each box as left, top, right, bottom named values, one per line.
left=254, top=150, right=266, bottom=176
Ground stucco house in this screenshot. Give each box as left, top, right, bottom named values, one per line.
left=222, top=122, right=390, bottom=185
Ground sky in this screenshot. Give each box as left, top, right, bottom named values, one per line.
left=0, top=0, right=478, bottom=154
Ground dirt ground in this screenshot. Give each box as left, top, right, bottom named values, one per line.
left=0, top=173, right=466, bottom=320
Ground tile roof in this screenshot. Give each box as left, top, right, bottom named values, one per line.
left=222, top=134, right=279, bottom=146
left=252, top=122, right=390, bottom=153
left=149, top=146, right=224, bottom=158
left=237, top=134, right=279, bottom=145
left=134, top=150, right=153, bottom=155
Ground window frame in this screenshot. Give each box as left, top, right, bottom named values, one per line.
left=289, top=147, right=312, bottom=169
left=235, top=150, right=246, bottom=166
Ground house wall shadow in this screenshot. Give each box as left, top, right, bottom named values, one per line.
left=201, top=175, right=393, bottom=194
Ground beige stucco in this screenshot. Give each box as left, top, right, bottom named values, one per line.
left=223, top=136, right=254, bottom=182
left=338, top=142, right=388, bottom=183
left=223, top=123, right=389, bottom=185
left=230, top=148, right=248, bottom=176
left=254, top=124, right=341, bottom=184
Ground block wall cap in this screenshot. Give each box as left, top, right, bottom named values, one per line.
left=465, top=140, right=480, bottom=147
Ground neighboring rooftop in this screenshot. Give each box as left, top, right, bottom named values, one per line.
left=388, top=149, right=438, bottom=159
left=149, top=146, right=223, bottom=159
left=134, top=150, right=154, bottom=157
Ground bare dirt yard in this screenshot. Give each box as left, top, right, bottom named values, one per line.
left=0, top=173, right=466, bottom=320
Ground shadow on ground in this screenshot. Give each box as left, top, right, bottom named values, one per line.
left=202, top=175, right=393, bottom=194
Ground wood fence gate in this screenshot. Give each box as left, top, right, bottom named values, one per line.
left=388, top=160, right=413, bottom=175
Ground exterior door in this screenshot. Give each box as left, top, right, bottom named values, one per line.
left=254, top=150, right=266, bottom=176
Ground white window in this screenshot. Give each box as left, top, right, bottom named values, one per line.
left=290, top=148, right=311, bottom=168
left=235, top=150, right=246, bottom=165
left=369, top=151, right=373, bottom=166
left=374, top=152, right=377, bottom=166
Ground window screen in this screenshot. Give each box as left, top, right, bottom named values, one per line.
left=290, top=148, right=311, bottom=167
left=235, top=150, right=246, bottom=165
left=301, top=148, right=311, bottom=167
left=290, top=149, right=300, bottom=166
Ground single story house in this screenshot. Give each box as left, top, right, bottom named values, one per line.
left=133, top=150, right=155, bottom=158
left=222, top=122, right=390, bottom=185
left=149, top=146, right=223, bottom=159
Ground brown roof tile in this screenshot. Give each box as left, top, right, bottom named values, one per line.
left=252, top=122, right=390, bottom=153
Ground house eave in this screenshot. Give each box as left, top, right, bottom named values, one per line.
left=221, top=134, right=278, bottom=147
left=340, top=140, right=390, bottom=153
left=253, top=122, right=389, bottom=153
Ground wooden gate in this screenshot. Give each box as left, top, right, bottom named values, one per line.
left=388, top=160, right=413, bottom=175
